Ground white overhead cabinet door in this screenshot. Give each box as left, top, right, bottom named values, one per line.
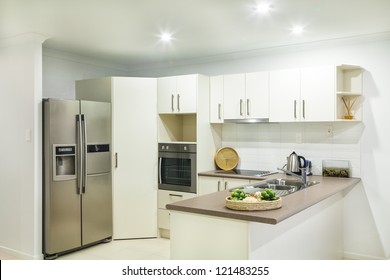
left=245, top=71, right=269, bottom=119
left=300, top=65, right=335, bottom=122
left=158, top=74, right=197, bottom=114
left=223, top=73, right=246, bottom=120
left=269, top=68, right=301, bottom=122
left=269, top=66, right=335, bottom=122
left=223, top=72, right=270, bottom=121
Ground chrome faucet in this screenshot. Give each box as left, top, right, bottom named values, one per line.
left=277, top=167, right=308, bottom=187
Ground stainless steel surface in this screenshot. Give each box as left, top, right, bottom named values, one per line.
left=277, top=167, right=308, bottom=187
left=177, top=94, right=180, bottom=112
left=286, top=151, right=306, bottom=174
left=43, top=98, right=112, bottom=259
left=223, top=118, right=270, bottom=123
left=214, top=169, right=277, bottom=177
left=233, top=176, right=320, bottom=196
left=294, top=99, right=297, bottom=119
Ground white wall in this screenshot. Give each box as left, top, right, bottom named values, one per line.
left=0, top=34, right=46, bottom=259
left=42, top=48, right=134, bottom=99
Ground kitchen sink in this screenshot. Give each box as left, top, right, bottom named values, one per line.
left=232, top=178, right=320, bottom=197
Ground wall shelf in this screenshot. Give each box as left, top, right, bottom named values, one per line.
left=335, top=65, right=363, bottom=121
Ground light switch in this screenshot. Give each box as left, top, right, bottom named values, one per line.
left=25, top=129, right=32, bottom=142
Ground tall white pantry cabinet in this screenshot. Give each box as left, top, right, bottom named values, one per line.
left=76, top=77, right=158, bottom=240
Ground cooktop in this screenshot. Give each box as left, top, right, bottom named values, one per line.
left=216, top=169, right=278, bottom=177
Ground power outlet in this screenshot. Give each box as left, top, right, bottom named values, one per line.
left=295, top=132, right=302, bottom=143
left=326, top=125, right=333, bottom=136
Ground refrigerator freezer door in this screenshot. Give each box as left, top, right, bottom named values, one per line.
left=43, top=99, right=82, bottom=255
left=80, top=100, right=113, bottom=245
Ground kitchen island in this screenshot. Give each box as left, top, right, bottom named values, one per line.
left=166, top=173, right=360, bottom=259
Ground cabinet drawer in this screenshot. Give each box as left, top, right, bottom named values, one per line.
left=158, top=190, right=196, bottom=209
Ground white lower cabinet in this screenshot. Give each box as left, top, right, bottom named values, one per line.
left=158, top=190, right=196, bottom=236
left=198, top=176, right=259, bottom=196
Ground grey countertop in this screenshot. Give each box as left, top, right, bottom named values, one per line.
left=166, top=173, right=360, bottom=224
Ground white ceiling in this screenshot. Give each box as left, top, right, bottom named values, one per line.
left=1, top=0, right=390, bottom=66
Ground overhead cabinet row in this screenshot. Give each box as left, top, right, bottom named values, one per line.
left=210, top=64, right=363, bottom=123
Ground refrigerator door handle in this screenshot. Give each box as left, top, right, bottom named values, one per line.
left=76, top=114, right=83, bottom=195
left=81, top=114, right=87, bottom=194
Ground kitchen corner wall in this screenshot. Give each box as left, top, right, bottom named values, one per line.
left=0, top=33, right=46, bottom=259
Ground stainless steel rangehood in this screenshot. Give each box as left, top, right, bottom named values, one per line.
left=223, top=118, right=270, bottom=123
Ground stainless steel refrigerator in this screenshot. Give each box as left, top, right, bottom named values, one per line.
left=42, top=98, right=112, bottom=259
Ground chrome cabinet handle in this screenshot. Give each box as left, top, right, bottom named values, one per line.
left=217, top=181, right=221, bottom=191
left=171, top=94, right=174, bottom=112
left=115, top=153, right=118, bottom=168
left=218, top=103, right=221, bottom=120
left=247, top=99, right=250, bottom=116
left=294, top=100, right=297, bottom=119
left=177, top=94, right=180, bottom=112
left=224, top=181, right=228, bottom=190
left=240, top=99, right=243, bottom=116
left=169, top=194, right=183, bottom=198
left=302, top=100, right=306, bottom=119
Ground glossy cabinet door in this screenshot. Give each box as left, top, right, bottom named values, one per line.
left=210, top=76, right=224, bottom=123
left=223, top=72, right=269, bottom=121
left=176, top=74, right=197, bottom=113
left=112, top=78, right=158, bottom=239
left=245, top=71, right=269, bottom=119
left=269, top=68, right=301, bottom=122
left=300, top=65, right=335, bottom=121
left=157, top=74, right=197, bottom=114
left=157, top=76, right=177, bottom=113
left=223, top=73, right=246, bottom=120
left=198, top=176, right=252, bottom=196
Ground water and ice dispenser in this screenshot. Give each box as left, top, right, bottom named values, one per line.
left=53, top=145, right=76, bottom=181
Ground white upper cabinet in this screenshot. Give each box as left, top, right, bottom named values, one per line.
left=210, top=76, right=224, bottom=123
left=245, top=71, right=269, bottom=119
left=158, top=74, right=197, bottom=114
left=223, top=73, right=245, bottom=120
left=269, top=68, right=301, bottom=122
left=270, top=66, right=335, bottom=122
left=300, top=65, right=335, bottom=122
left=223, top=71, right=269, bottom=121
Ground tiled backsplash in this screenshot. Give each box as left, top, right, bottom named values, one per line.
left=221, top=122, right=363, bottom=177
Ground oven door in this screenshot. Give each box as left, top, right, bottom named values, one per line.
left=158, top=152, right=197, bottom=193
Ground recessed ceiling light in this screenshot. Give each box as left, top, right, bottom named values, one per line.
left=291, top=25, right=304, bottom=35
left=255, top=2, right=272, bottom=14
left=160, top=32, right=173, bottom=42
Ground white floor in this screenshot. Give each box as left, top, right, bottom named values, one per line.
left=0, top=238, right=170, bottom=260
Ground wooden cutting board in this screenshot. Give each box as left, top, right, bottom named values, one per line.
left=215, top=147, right=239, bottom=170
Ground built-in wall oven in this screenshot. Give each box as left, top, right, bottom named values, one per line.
left=158, top=143, right=197, bottom=193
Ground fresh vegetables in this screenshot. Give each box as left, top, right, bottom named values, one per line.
left=259, top=188, right=278, bottom=201
left=230, top=188, right=279, bottom=203
left=230, top=189, right=247, bottom=200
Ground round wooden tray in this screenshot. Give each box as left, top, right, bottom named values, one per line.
left=214, top=147, right=239, bottom=170
left=225, top=197, right=282, bottom=211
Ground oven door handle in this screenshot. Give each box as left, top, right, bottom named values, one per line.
left=158, top=157, right=162, bottom=184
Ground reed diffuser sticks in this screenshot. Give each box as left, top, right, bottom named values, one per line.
left=341, top=96, right=356, bottom=119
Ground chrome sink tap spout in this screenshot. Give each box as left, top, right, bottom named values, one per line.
left=277, top=167, right=308, bottom=187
